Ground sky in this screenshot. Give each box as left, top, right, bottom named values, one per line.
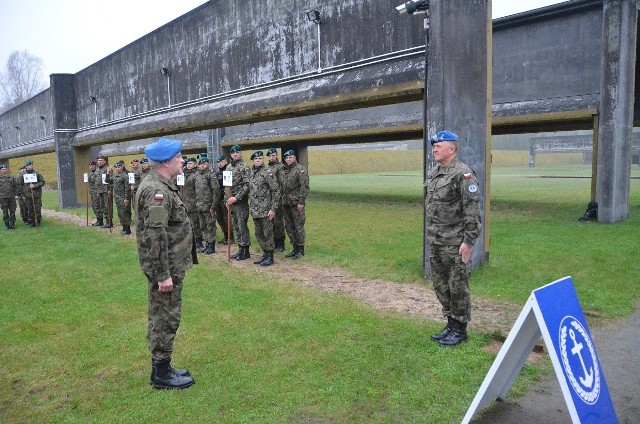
left=0, top=0, right=567, bottom=86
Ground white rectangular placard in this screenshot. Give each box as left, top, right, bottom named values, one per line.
left=23, top=173, right=38, bottom=183
left=84, top=173, right=89, bottom=183
left=128, top=173, right=135, bottom=184
left=176, top=174, right=185, bottom=186
left=222, top=170, right=232, bottom=187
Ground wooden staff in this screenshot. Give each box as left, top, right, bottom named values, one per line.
left=30, top=187, right=39, bottom=227
left=86, top=180, right=89, bottom=227
left=106, top=188, right=112, bottom=233
left=226, top=186, right=231, bottom=262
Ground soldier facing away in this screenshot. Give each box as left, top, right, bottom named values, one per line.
left=135, top=138, right=195, bottom=390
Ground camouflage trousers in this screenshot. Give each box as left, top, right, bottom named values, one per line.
left=188, top=210, right=202, bottom=239
left=283, top=205, right=306, bottom=247
left=231, top=201, right=250, bottom=246
left=96, top=192, right=113, bottom=223
left=215, top=201, right=230, bottom=241
left=0, top=197, right=16, bottom=225
left=197, top=209, right=216, bottom=243
left=273, top=205, right=285, bottom=240
left=429, top=244, right=472, bottom=323
left=90, top=191, right=99, bottom=218
left=114, top=198, right=131, bottom=226
left=253, top=216, right=275, bottom=251
left=146, top=272, right=184, bottom=361
left=17, top=195, right=25, bottom=221
left=23, top=191, right=42, bottom=224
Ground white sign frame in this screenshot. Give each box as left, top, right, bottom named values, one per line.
left=23, top=173, right=38, bottom=183
left=222, top=170, right=232, bottom=187
left=176, top=173, right=185, bottom=186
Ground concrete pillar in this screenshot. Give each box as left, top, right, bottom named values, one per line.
left=50, top=74, right=79, bottom=208
left=423, top=0, right=492, bottom=278
left=595, top=0, right=638, bottom=223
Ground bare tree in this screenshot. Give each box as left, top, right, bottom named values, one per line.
left=0, top=50, right=46, bottom=113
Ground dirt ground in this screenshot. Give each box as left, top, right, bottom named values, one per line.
left=42, top=210, right=639, bottom=423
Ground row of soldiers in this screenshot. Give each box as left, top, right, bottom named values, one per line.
left=0, top=160, right=46, bottom=229
left=185, top=145, right=310, bottom=266
left=86, top=145, right=310, bottom=267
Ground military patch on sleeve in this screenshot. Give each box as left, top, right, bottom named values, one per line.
left=154, top=192, right=164, bottom=201
left=468, top=184, right=478, bottom=193
left=148, top=206, right=168, bottom=226
left=464, top=173, right=472, bottom=179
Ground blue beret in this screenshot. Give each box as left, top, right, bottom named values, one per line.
left=230, top=145, right=242, bottom=153
left=140, top=158, right=149, bottom=164
left=267, top=147, right=277, bottom=155
left=283, top=150, right=295, bottom=158
left=217, top=154, right=226, bottom=162
left=250, top=150, right=263, bottom=160
left=144, top=138, right=182, bottom=162
left=430, top=130, right=459, bottom=146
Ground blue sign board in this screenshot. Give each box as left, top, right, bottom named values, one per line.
left=533, top=276, right=617, bottom=423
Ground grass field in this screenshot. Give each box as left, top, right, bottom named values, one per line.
left=2, top=164, right=638, bottom=423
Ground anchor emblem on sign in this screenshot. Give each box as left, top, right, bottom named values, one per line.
left=569, top=328, right=593, bottom=388
left=559, top=316, right=601, bottom=404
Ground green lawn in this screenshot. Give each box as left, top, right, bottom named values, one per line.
left=2, top=164, right=636, bottom=423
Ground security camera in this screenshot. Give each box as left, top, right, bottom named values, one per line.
left=396, top=0, right=429, bottom=15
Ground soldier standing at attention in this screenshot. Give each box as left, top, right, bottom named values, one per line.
left=214, top=155, right=231, bottom=245
left=0, top=164, right=18, bottom=229
left=183, top=157, right=202, bottom=250
left=15, top=166, right=27, bottom=225
left=111, top=161, right=132, bottom=235
left=129, top=158, right=140, bottom=198
left=424, top=130, right=481, bottom=347
left=20, top=160, right=45, bottom=227
left=95, top=156, right=113, bottom=228
left=194, top=156, right=219, bottom=255
left=135, top=137, right=195, bottom=390
left=249, top=151, right=280, bottom=267
left=225, top=145, right=251, bottom=260
left=281, top=150, right=309, bottom=259
left=88, top=161, right=101, bottom=226
left=267, top=147, right=286, bottom=252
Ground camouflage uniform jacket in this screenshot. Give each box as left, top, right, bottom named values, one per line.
left=135, top=171, right=193, bottom=281
left=280, top=161, right=309, bottom=207
left=182, top=168, right=198, bottom=212
left=111, top=171, right=131, bottom=203
left=94, top=164, right=110, bottom=194
left=88, top=170, right=98, bottom=194
left=0, top=174, right=17, bottom=198
left=20, top=170, right=45, bottom=196
left=424, top=159, right=481, bottom=246
left=195, top=168, right=219, bottom=212
left=249, top=165, right=280, bottom=218
left=227, top=159, right=250, bottom=203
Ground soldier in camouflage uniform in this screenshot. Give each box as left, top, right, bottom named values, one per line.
left=267, top=147, right=286, bottom=252
left=95, top=156, right=113, bottom=228
left=110, top=161, right=132, bottom=234
left=15, top=167, right=27, bottom=224
left=19, top=160, right=45, bottom=227
left=182, top=157, right=202, bottom=250
left=135, top=138, right=195, bottom=390
left=424, top=130, right=481, bottom=347
left=0, top=164, right=18, bottom=229
left=87, top=161, right=101, bottom=226
left=225, top=145, right=252, bottom=260
left=215, top=155, right=232, bottom=244
left=194, top=157, right=219, bottom=255
left=249, top=151, right=280, bottom=266
left=281, top=150, right=310, bottom=259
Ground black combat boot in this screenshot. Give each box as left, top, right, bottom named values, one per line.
left=253, top=252, right=267, bottom=265
left=285, top=246, right=299, bottom=258
left=92, top=218, right=103, bottom=227
left=431, top=316, right=453, bottom=341
left=121, top=225, right=131, bottom=235
left=202, top=241, right=215, bottom=255
left=195, top=237, right=204, bottom=252
left=291, top=245, right=305, bottom=259
left=231, top=247, right=242, bottom=260
left=151, top=358, right=194, bottom=390
left=274, top=238, right=285, bottom=253
left=235, top=246, right=250, bottom=260
left=438, top=319, right=468, bottom=347
left=260, top=251, right=274, bottom=267
left=150, top=359, right=190, bottom=384
left=9, top=221, right=16, bottom=229
left=4, top=222, right=9, bottom=230
left=101, top=220, right=112, bottom=228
